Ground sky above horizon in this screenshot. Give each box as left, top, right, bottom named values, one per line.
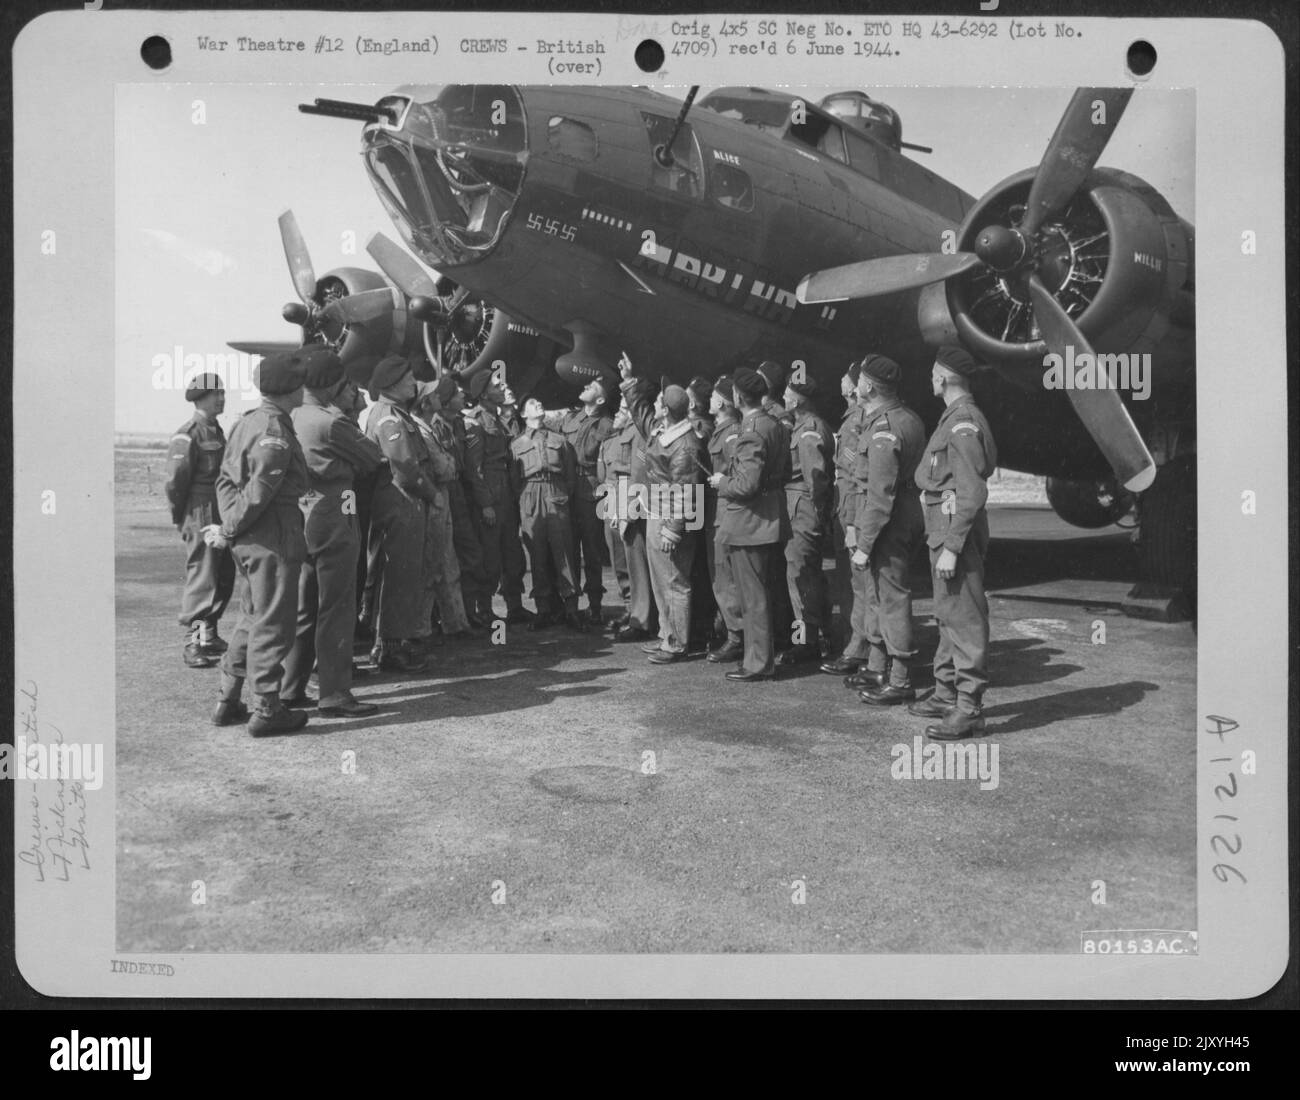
left=115, top=82, right=1194, bottom=435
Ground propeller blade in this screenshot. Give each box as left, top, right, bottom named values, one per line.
left=796, top=252, right=981, bottom=304
left=227, top=341, right=301, bottom=356
left=365, top=232, right=439, bottom=298
left=1021, top=87, right=1133, bottom=238
left=321, top=288, right=396, bottom=324
left=1027, top=274, right=1155, bottom=492
left=278, top=210, right=318, bottom=304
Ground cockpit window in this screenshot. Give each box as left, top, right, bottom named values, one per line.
left=548, top=116, right=598, bottom=161
left=641, top=112, right=704, bottom=199
left=711, top=163, right=754, bottom=212
left=368, top=144, right=430, bottom=230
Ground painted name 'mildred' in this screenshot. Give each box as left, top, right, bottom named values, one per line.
left=891, top=736, right=1000, bottom=790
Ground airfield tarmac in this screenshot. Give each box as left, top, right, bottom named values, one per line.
left=115, top=449, right=1196, bottom=954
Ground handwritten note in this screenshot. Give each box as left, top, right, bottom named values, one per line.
left=15, top=680, right=92, bottom=884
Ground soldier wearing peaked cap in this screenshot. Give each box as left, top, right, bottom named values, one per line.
left=166, top=372, right=236, bottom=669
left=363, top=354, right=437, bottom=673
left=910, top=346, right=998, bottom=740
left=280, top=349, right=384, bottom=718
left=208, top=352, right=311, bottom=736
left=754, top=360, right=796, bottom=656
left=434, top=376, right=490, bottom=627
left=846, top=355, right=927, bottom=707
left=596, top=402, right=634, bottom=625
left=778, top=375, right=834, bottom=665
left=704, top=375, right=744, bottom=662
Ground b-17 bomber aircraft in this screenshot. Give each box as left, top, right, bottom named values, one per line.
left=232, top=83, right=1196, bottom=605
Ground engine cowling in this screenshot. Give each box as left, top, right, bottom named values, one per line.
left=311, top=266, right=403, bottom=385
left=946, top=167, right=1192, bottom=363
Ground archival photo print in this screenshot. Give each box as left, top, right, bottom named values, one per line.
left=114, top=81, right=1196, bottom=956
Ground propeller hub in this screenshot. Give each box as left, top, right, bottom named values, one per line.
left=408, top=295, right=447, bottom=323
left=973, top=225, right=1028, bottom=273
left=282, top=302, right=311, bottom=325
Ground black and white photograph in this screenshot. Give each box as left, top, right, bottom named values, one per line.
left=9, top=8, right=1289, bottom=1003
left=112, top=77, right=1200, bottom=955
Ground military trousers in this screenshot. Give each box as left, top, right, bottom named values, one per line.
left=710, top=524, right=743, bottom=638
left=221, top=503, right=306, bottom=699
left=477, top=469, right=526, bottom=614
left=447, top=479, right=486, bottom=611
left=722, top=542, right=775, bottom=676
left=571, top=493, right=607, bottom=608
left=419, top=483, right=469, bottom=636
left=178, top=495, right=235, bottom=629
left=646, top=516, right=695, bottom=653
left=605, top=517, right=630, bottom=602
left=621, top=518, right=657, bottom=632
left=928, top=510, right=991, bottom=709
left=519, top=483, right=577, bottom=612
left=864, top=510, right=923, bottom=664
left=282, top=489, right=360, bottom=708
left=784, top=491, right=829, bottom=642
left=367, top=483, right=426, bottom=641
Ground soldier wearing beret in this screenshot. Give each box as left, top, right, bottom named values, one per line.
left=412, top=379, right=472, bottom=641
left=511, top=397, right=583, bottom=630
left=708, top=367, right=791, bottom=681
left=280, top=348, right=383, bottom=717
left=207, top=353, right=311, bottom=735
left=165, top=372, right=235, bottom=668
left=464, top=372, right=531, bottom=625
left=540, top=376, right=618, bottom=626
left=845, top=355, right=927, bottom=706
left=778, top=375, right=834, bottom=665
left=704, top=375, right=744, bottom=663
left=619, top=358, right=706, bottom=663
left=910, top=346, right=998, bottom=739
left=820, top=360, right=874, bottom=678
left=363, top=354, right=437, bottom=672
left=685, top=375, right=719, bottom=643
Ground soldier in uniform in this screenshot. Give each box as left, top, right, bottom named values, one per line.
left=413, top=379, right=472, bottom=642
left=437, top=379, right=489, bottom=627
left=165, top=372, right=235, bottom=668
left=704, top=376, right=744, bottom=664
left=280, top=349, right=383, bottom=717
left=364, top=355, right=437, bottom=672
left=910, top=346, right=998, bottom=739
left=709, top=367, right=790, bottom=682
left=845, top=355, right=927, bottom=706
left=464, top=373, right=530, bottom=624
left=206, top=353, right=310, bottom=735
left=619, top=359, right=706, bottom=664
left=596, top=404, right=633, bottom=621
left=756, top=360, right=796, bottom=654
left=820, top=360, right=875, bottom=680
left=511, top=397, right=584, bottom=631
left=778, top=376, right=834, bottom=665
left=542, top=377, right=617, bottom=625
left=600, top=400, right=657, bottom=642
left=686, top=375, right=719, bottom=644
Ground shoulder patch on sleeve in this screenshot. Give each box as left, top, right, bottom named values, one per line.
left=951, top=421, right=980, bottom=435
left=800, top=430, right=822, bottom=440
left=258, top=438, right=289, bottom=449
left=171, top=433, right=192, bottom=443
left=377, top=415, right=399, bottom=427
left=872, top=431, right=898, bottom=443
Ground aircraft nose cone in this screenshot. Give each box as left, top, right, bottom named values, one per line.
left=974, top=225, right=1027, bottom=272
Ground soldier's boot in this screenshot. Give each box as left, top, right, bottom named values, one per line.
left=529, top=598, right=557, bottom=631
left=249, top=693, right=310, bottom=737
left=585, top=599, right=603, bottom=627
left=184, top=623, right=218, bottom=668
left=860, top=659, right=917, bottom=706
left=197, top=619, right=228, bottom=656
left=844, top=644, right=890, bottom=689
left=564, top=597, right=587, bottom=633
left=907, top=685, right=958, bottom=719
left=707, top=632, right=744, bottom=664
left=925, top=696, right=985, bottom=740
left=505, top=600, right=534, bottom=626
left=211, top=674, right=248, bottom=725
left=372, top=638, right=430, bottom=673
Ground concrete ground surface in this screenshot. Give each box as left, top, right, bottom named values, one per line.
left=115, top=449, right=1195, bottom=954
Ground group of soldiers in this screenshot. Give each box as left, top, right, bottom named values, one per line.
left=164, top=341, right=996, bottom=739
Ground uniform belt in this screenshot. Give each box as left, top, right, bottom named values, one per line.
left=525, top=472, right=562, bottom=483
